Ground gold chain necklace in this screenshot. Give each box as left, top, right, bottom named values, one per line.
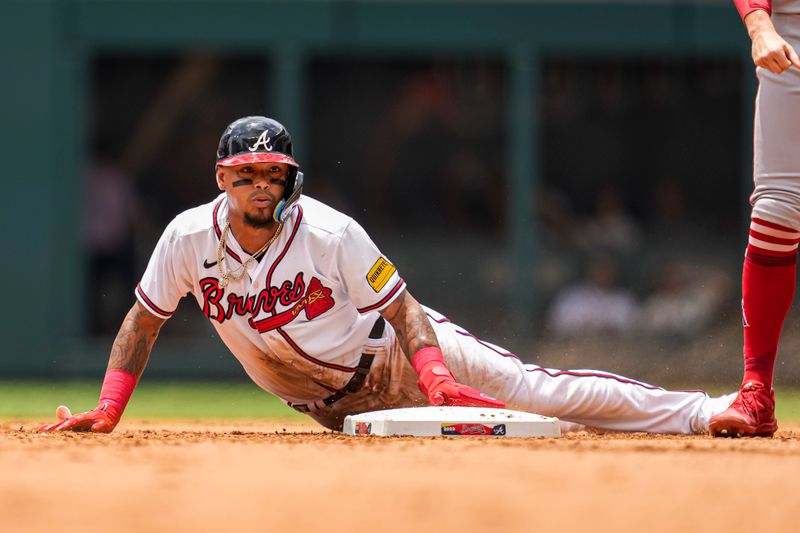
left=216, top=221, right=282, bottom=288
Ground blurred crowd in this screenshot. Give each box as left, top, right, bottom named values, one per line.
left=84, top=53, right=744, bottom=344
left=535, top=181, right=735, bottom=341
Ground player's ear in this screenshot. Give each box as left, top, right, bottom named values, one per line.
left=215, top=166, right=226, bottom=191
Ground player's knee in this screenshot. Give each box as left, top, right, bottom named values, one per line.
left=752, top=197, right=800, bottom=232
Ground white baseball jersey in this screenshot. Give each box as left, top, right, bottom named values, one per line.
left=135, top=192, right=735, bottom=434
left=136, top=194, right=405, bottom=403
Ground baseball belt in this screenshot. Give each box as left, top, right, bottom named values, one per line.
left=290, top=317, right=385, bottom=413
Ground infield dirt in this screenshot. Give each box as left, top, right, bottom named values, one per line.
left=2, top=419, right=799, bottom=533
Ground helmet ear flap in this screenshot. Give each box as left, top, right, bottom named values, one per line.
left=273, top=199, right=286, bottom=222
left=274, top=171, right=304, bottom=223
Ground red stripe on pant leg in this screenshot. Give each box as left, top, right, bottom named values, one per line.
left=749, top=229, right=800, bottom=246
left=525, top=367, right=664, bottom=391
left=454, top=330, right=520, bottom=360
left=752, top=217, right=799, bottom=233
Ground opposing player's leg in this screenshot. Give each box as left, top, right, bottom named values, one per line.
left=426, top=308, right=734, bottom=434
left=709, top=205, right=799, bottom=437
left=710, top=44, right=800, bottom=437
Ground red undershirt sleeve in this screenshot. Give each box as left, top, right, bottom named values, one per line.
left=733, top=0, right=772, bottom=20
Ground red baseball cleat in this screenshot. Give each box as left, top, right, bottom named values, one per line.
left=709, top=381, right=778, bottom=438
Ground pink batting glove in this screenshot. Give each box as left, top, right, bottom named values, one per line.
left=38, top=369, right=136, bottom=433
left=38, top=401, right=122, bottom=433
left=412, top=346, right=505, bottom=409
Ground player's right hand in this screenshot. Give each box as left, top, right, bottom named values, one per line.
left=752, top=31, right=800, bottom=73
left=38, top=401, right=122, bottom=433
left=425, top=378, right=506, bottom=409
left=412, top=346, right=505, bottom=409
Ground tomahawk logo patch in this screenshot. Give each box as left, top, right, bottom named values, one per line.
left=303, top=277, right=335, bottom=320
left=367, top=258, right=396, bottom=292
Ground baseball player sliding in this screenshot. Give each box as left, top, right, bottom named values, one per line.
left=708, top=0, right=800, bottom=438
left=40, top=117, right=734, bottom=435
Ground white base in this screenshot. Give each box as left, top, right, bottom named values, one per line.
left=343, top=406, right=561, bottom=437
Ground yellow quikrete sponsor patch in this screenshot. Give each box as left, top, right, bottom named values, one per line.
left=367, top=257, right=396, bottom=292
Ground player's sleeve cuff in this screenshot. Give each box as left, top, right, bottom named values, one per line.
left=135, top=284, right=176, bottom=319
left=733, top=0, right=771, bottom=20
left=356, top=279, right=406, bottom=313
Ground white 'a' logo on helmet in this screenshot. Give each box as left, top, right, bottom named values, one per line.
left=248, top=130, right=274, bottom=152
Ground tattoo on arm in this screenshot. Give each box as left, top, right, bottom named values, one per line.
left=380, top=290, right=439, bottom=362
left=108, top=302, right=165, bottom=379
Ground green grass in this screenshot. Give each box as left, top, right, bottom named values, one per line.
left=776, top=389, right=800, bottom=423
left=2, top=380, right=800, bottom=423
left=0, top=380, right=305, bottom=420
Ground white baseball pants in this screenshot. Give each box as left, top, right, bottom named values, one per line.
left=305, top=307, right=734, bottom=434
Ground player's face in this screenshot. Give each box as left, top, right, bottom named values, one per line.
left=216, top=162, right=288, bottom=228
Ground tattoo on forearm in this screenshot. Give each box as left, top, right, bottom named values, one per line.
left=382, top=291, right=439, bottom=360
left=108, top=304, right=162, bottom=378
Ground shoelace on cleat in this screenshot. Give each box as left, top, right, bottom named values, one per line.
left=741, top=391, right=755, bottom=411
left=739, top=383, right=771, bottom=422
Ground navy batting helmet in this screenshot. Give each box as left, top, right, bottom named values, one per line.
left=216, top=116, right=304, bottom=223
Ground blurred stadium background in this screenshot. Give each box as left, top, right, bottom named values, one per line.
left=3, top=0, right=800, bottom=394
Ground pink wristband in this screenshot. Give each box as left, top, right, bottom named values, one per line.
left=412, top=346, right=446, bottom=373
left=99, top=369, right=137, bottom=414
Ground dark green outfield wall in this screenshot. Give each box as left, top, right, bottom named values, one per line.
left=0, top=1, right=750, bottom=376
